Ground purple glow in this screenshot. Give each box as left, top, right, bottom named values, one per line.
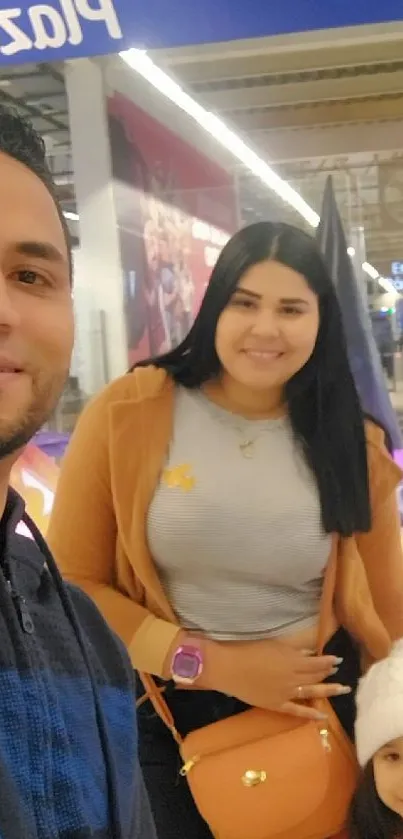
left=394, top=450, right=403, bottom=471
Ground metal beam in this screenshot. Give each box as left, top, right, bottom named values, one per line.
left=39, top=63, right=65, bottom=85
left=234, top=94, right=403, bottom=130
left=38, top=127, right=69, bottom=135
left=253, top=120, right=403, bottom=163
left=201, top=69, right=403, bottom=111
left=188, top=50, right=403, bottom=89
left=40, top=111, right=68, bottom=119
left=0, top=71, right=44, bottom=83
left=0, top=88, right=67, bottom=132
left=25, top=92, right=66, bottom=103
left=191, top=60, right=403, bottom=96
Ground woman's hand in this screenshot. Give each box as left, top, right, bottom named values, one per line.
left=198, top=637, right=351, bottom=721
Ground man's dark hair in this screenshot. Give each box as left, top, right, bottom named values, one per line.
left=0, top=102, right=72, bottom=275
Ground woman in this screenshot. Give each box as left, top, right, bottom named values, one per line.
left=48, top=222, right=403, bottom=839
left=349, top=639, right=403, bottom=839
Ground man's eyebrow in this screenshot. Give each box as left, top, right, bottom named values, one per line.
left=14, top=241, right=66, bottom=264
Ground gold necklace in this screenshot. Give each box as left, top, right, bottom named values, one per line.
left=233, top=426, right=269, bottom=459
left=197, top=388, right=284, bottom=458
left=231, top=413, right=287, bottom=458
left=239, top=439, right=256, bottom=459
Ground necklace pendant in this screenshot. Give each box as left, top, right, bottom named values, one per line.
left=239, top=440, right=254, bottom=458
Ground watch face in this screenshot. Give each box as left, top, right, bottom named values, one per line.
left=173, top=647, right=202, bottom=682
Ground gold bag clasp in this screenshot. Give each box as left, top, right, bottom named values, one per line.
left=180, top=756, right=200, bottom=776
left=242, top=769, right=267, bottom=788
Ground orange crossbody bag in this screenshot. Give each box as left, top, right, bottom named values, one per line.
left=139, top=537, right=359, bottom=839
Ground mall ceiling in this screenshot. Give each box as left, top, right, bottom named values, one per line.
left=152, top=23, right=403, bottom=277
left=0, top=61, right=73, bottom=207
left=1, top=22, right=403, bottom=277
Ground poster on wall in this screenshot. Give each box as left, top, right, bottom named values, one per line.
left=108, top=93, right=238, bottom=366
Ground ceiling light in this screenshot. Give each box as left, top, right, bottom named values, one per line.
left=378, top=277, right=398, bottom=295
left=120, top=49, right=319, bottom=229
left=119, top=50, right=390, bottom=296
left=362, top=262, right=379, bottom=281
left=63, top=211, right=79, bottom=222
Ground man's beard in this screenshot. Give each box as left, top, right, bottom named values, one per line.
left=0, top=371, right=68, bottom=461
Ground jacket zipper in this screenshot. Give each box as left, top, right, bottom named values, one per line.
left=5, top=579, right=35, bottom=635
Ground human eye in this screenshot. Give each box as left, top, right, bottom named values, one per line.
left=230, top=295, right=256, bottom=309
left=12, top=268, right=49, bottom=288
left=384, top=751, right=401, bottom=763
left=16, top=269, right=41, bottom=285
left=280, top=304, right=303, bottom=316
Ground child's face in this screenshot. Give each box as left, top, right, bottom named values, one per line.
left=373, top=736, right=403, bottom=817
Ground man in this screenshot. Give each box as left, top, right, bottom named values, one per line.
left=0, top=104, right=156, bottom=838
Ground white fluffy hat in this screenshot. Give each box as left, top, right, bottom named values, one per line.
left=355, top=639, right=403, bottom=767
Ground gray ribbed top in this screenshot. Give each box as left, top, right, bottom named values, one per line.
left=147, top=386, right=331, bottom=641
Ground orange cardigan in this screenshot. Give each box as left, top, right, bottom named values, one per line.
left=47, top=366, right=403, bottom=676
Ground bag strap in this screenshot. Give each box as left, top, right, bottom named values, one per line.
left=138, top=671, right=183, bottom=745
left=138, top=534, right=339, bottom=739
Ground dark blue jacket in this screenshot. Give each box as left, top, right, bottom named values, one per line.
left=0, top=488, right=156, bottom=839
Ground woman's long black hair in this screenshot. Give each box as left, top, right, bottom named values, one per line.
left=135, top=221, right=371, bottom=537
left=349, top=763, right=403, bottom=839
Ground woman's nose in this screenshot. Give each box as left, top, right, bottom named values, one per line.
left=250, top=310, right=280, bottom=337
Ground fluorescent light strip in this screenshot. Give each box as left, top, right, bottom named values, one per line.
left=63, top=211, right=79, bottom=222
left=362, top=261, right=380, bottom=281
left=120, top=49, right=319, bottom=229
left=116, top=50, right=391, bottom=296
left=361, top=263, right=397, bottom=296
left=378, top=276, right=397, bottom=295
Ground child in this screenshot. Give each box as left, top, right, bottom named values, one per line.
left=349, top=640, right=403, bottom=838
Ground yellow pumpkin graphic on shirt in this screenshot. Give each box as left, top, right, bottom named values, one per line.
left=162, top=464, right=195, bottom=492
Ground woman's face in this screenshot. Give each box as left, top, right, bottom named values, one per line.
left=373, top=737, right=403, bottom=817
left=215, top=260, right=319, bottom=393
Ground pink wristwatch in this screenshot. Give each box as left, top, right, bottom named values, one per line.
left=171, top=644, right=204, bottom=685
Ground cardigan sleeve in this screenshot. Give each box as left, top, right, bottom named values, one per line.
left=47, top=381, right=180, bottom=677
left=355, top=424, right=403, bottom=640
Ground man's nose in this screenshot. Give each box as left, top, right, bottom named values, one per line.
left=0, top=274, right=21, bottom=331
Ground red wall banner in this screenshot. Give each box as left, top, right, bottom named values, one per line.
left=108, top=92, right=238, bottom=365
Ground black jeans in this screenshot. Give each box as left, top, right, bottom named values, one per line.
left=136, top=627, right=360, bottom=839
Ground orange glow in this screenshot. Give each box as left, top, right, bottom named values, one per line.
left=11, top=444, right=59, bottom=535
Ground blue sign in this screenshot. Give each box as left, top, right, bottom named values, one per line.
left=0, top=0, right=402, bottom=66
left=0, top=0, right=137, bottom=64
left=135, top=1, right=403, bottom=48
left=392, top=262, right=403, bottom=277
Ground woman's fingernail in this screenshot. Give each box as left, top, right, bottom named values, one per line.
left=302, top=649, right=316, bottom=656
left=333, top=657, right=344, bottom=665
left=337, top=686, right=352, bottom=695
left=330, top=667, right=339, bottom=675
left=314, top=712, right=328, bottom=721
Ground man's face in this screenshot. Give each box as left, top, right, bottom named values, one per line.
left=0, top=151, right=73, bottom=460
